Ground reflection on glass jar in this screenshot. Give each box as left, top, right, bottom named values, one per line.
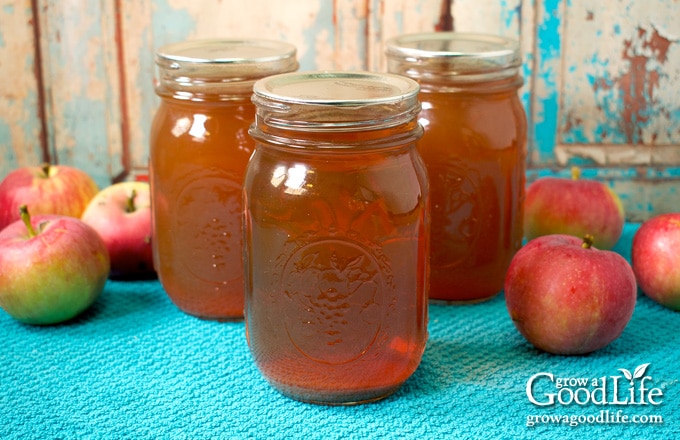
left=244, top=71, right=429, bottom=404
left=386, top=32, right=527, bottom=303
left=149, top=39, right=298, bottom=320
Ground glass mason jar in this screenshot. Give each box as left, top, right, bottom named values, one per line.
left=244, top=71, right=429, bottom=404
left=386, top=32, right=527, bottom=303
left=149, top=39, right=298, bottom=320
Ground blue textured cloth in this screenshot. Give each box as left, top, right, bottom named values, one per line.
left=1, top=224, right=678, bottom=439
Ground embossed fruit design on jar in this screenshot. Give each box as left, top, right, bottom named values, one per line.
left=386, top=32, right=527, bottom=303
left=244, top=71, right=429, bottom=404
left=150, top=39, right=298, bottom=320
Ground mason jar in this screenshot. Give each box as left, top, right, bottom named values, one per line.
left=386, top=32, right=527, bottom=303
left=149, top=39, right=298, bottom=320
left=244, top=71, right=429, bottom=404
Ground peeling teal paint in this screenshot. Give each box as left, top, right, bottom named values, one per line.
left=59, top=98, right=110, bottom=186
left=299, top=2, right=334, bottom=70
left=520, top=52, right=532, bottom=112
left=349, top=3, right=368, bottom=69
left=500, top=0, right=522, bottom=31
left=1, top=0, right=677, bottom=219
left=528, top=166, right=643, bottom=181
left=152, top=0, right=196, bottom=47
left=531, top=0, right=562, bottom=164
left=393, top=10, right=404, bottom=30
left=647, top=167, right=680, bottom=178
left=672, top=107, right=680, bottom=137
left=564, top=22, right=679, bottom=147
left=134, top=21, right=154, bottom=174
left=0, top=119, right=14, bottom=162
left=21, top=88, right=40, bottom=147
left=39, top=3, right=117, bottom=185
left=146, top=0, right=198, bottom=171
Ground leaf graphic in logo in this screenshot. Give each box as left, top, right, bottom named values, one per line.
left=633, top=363, right=651, bottom=379
left=619, top=368, right=633, bottom=383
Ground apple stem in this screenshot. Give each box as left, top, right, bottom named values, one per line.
left=40, top=163, right=51, bottom=178
left=19, top=205, right=38, bottom=238
left=582, top=234, right=595, bottom=249
left=126, top=189, right=137, bottom=213
left=571, top=166, right=581, bottom=181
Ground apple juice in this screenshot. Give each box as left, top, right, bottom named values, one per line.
left=149, top=39, right=297, bottom=320
left=386, top=32, right=527, bottom=302
left=244, top=72, right=429, bottom=404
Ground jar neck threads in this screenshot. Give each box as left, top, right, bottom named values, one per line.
left=386, top=32, right=523, bottom=92
left=155, top=39, right=298, bottom=101
left=249, top=71, right=423, bottom=149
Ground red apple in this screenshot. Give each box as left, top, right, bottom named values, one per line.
left=0, top=206, right=110, bottom=325
left=0, top=163, right=99, bottom=231
left=524, top=167, right=625, bottom=249
left=504, top=234, right=637, bottom=355
left=81, top=181, right=155, bottom=279
left=632, top=213, right=680, bottom=311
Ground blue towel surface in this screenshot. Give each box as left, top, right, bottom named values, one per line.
left=1, top=224, right=678, bottom=439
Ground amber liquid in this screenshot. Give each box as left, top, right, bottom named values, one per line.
left=149, top=98, right=253, bottom=320
left=418, top=85, right=526, bottom=302
left=243, top=138, right=429, bottom=404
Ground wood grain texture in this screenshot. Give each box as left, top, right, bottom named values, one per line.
left=0, top=0, right=43, bottom=170
left=527, top=0, right=680, bottom=220
left=0, top=0, right=678, bottom=219
left=34, top=0, right=123, bottom=186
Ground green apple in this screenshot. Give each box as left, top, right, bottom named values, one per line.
left=524, top=167, right=625, bottom=249
left=0, top=206, right=110, bottom=325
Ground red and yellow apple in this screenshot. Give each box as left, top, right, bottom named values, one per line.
left=0, top=163, right=99, bottom=231
left=0, top=206, right=110, bottom=325
left=632, top=213, right=680, bottom=311
left=81, top=181, right=155, bottom=279
left=524, top=167, right=625, bottom=249
left=504, top=234, right=637, bottom=355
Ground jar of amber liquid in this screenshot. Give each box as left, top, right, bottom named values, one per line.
left=150, top=39, right=298, bottom=320
left=386, top=32, right=527, bottom=303
left=244, top=71, right=429, bottom=404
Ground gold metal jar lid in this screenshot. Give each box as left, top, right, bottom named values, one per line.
left=250, top=71, right=422, bottom=141
left=252, top=71, right=420, bottom=106
left=155, top=39, right=298, bottom=99
left=385, top=32, right=522, bottom=83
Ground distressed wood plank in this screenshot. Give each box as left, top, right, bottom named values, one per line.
left=528, top=0, right=680, bottom=220
left=1, top=0, right=678, bottom=221
left=35, top=0, right=123, bottom=187
left=119, top=0, right=337, bottom=178
left=446, top=0, right=532, bottom=120
left=529, top=0, right=564, bottom=165
left=561, top=0, right=680, bottom=149
left=368, top=0, right=531, bottom=114
left=0, top=0, right=43, bottom=180
left=116, top=1, right=154, bottom=180
left=334, top=0, right=368, bottom=70
left=368, top=0, right=443, bottom=71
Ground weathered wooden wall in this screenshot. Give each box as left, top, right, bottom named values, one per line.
left=528, top=0, right=680, bottom=219
left=1, top=0, right=679, bottom=220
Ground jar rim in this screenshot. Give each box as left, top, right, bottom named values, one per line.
left=252, top=71, right=420, bottom=106
left=154, top=39, right=299, bottom=99
left=385, top=32, right=521, bottom=70
left=156, top=38, right=298, bottom=66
